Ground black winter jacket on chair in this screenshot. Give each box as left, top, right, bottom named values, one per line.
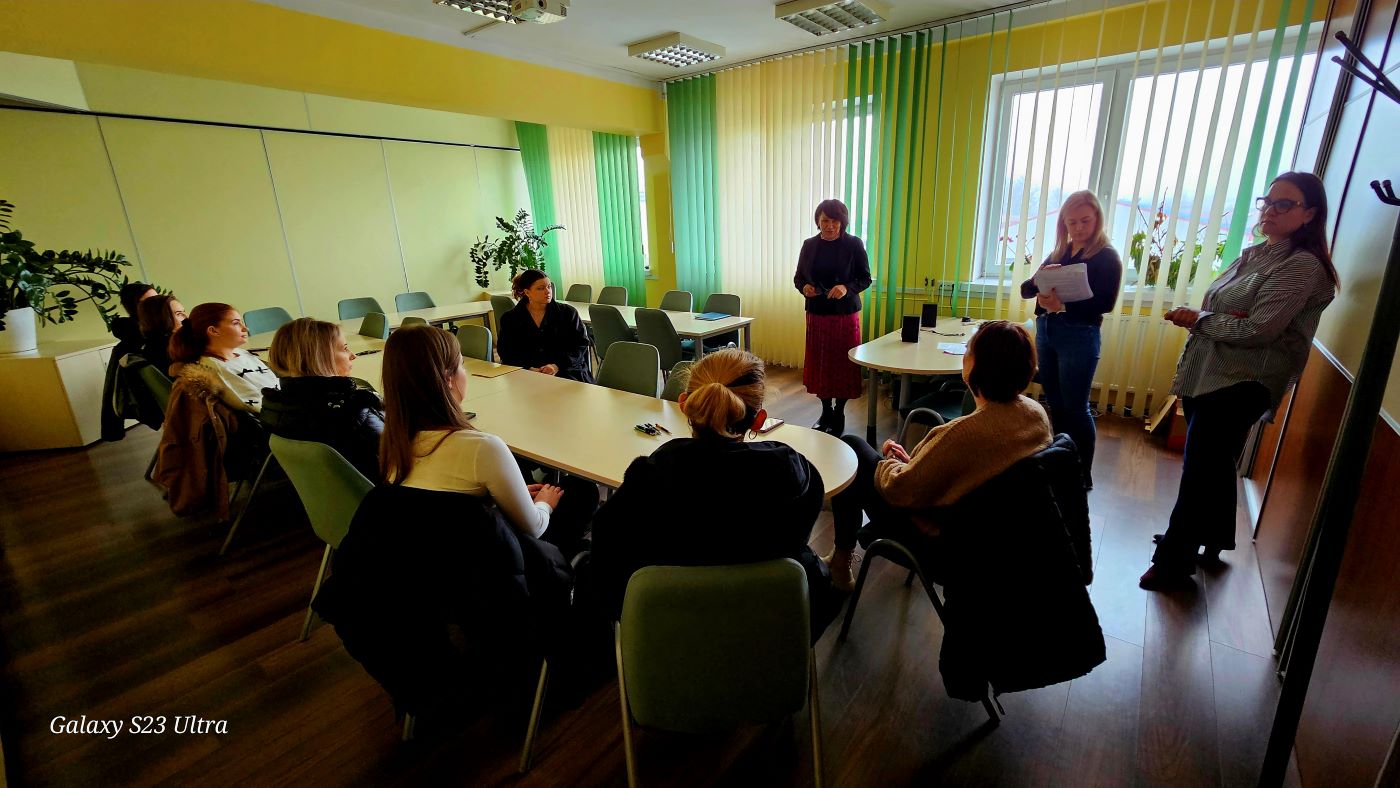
left=312, top=486, right=574, bottom=718
left=934, top=434, right=1105, bottom=700
left=258, top=376, right=384, bottom=481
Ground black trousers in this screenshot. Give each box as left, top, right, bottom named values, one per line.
left=1152, top=381, right=1270, bottom=570
left=526, top=471, right=598, bottom=556
left=832, top=435, right=922, bottom=551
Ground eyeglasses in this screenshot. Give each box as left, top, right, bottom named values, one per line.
left=1255, top=197, right=1305, bottom=214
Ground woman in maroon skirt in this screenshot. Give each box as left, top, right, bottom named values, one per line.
left=794, top=199, right=872, bottom=435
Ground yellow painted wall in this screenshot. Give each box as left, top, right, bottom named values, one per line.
left=640, top=132, right=677, bottom=307
left=0, top=0, right=661, bottom=135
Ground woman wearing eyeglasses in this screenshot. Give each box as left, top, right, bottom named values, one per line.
left=1140, top=172, right=1338, bottom=590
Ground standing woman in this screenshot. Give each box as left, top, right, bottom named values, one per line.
left=794, top=199, right=872, bottom=435
left=497, top=269, right=595, bottom=383
left=1020, top=190, right=1123, bottom=487
left=1140, top=172, right=1337, bottom=590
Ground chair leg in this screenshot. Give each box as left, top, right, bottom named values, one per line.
left=809, top=650, right=825, bottom=788
left=402, top=714, right=416, bottom=741
left=300, top=545, right=333, bottom=642
left=838, top=545, right=878, bottom=641
left=519, top=658, right=550, bottom=773
left=219, top=454, right=273, bottom=556
left=981, top=685, right=1005, bottom=725
left=615, top=624, right=640, bottom=788
left=904, top=569, right=916, bottom=588
left=144, top=447, right=159, bottom=481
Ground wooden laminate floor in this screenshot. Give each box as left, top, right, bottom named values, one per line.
left=0, top=367, right=1300, bottom=786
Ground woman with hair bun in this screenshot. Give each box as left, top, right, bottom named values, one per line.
left=497, top=268, right=594, bottom=383
left=168, top=302, right=279, bottom=412
left=589, top=348, right=835, bottom=636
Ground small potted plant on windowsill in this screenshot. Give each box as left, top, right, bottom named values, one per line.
left=0, top=199, right=131, bottom=354
left=469, top=209, right=563, bottom=289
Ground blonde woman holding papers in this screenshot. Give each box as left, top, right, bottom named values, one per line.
left=1019, top=190, right=1123, bottom=489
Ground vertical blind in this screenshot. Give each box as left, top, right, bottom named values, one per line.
left=514, top=122, right=562, bottom=282
left=667, top=0, right=1319, bottom=416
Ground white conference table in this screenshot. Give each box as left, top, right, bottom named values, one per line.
left=848, top=316, right=983, bottom=446
left=564, top=301, right=755, bottom=359
left=246, top=301, right=494, bottom=351
left=344, top=340, right=856, bottom=497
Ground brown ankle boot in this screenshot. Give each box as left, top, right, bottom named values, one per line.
left=821, top=548, right=857, bottom=592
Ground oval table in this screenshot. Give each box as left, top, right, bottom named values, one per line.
left=848, top=317, right=983, bottom=446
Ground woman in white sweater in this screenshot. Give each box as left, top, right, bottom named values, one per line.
left=379, top=325, right=595, bottom=549
left=168, top=302, right=279, bottom=412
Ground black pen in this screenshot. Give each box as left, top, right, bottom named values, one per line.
left=650, top=423, right=672, bottom=435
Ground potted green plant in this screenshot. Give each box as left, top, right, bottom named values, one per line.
left=469, top=209, right=563, bottom=288
left=1130, top=201, right=1227, bottom=289
left=0, top=199, right=131, bottom=354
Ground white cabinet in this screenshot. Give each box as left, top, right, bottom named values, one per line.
left=0, top=339, right=117, bottom=451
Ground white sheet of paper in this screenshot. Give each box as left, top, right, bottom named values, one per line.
left=937, top=342, right=967, bottom=354
left=1033, top=262, right=1094, bottom=303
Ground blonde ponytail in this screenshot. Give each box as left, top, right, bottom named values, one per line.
left=681, top=348, right=766, bottom=438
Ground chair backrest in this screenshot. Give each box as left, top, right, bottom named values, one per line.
left=660, top=361, right=693, bottom=402
left=134, top=358, right=173, bottom=412
left=634, top=308, right=683, bottom=373
left=659, top=290, right=693, bottom=312
left=268, top=435, right=374, bottom=549
left=564, top=283, right=593, bottom=303
left=490, top=295, right=515, bottom=334
left=243, top=307, right=294, bottom=336
left=589, top=304, right=633, bottom=362
left=619, top=559, right=810, bottom=733
left=597, top=341, right=660, bottom=398
left=394, top=291, right=435, bottom=312
left=359, top=312, right=390, bottom=339
left=898, top=407, right=946, bottom=448
left=338, top=297, right=386, bottom=321
left=598, top=285, right=629, bottom=306
left=703, top=292, right=741, bottom=316
left=400, top=316, right=427, bottom=327
left=457, top=323, right=494, bottom=362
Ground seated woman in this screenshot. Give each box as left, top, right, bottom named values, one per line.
left=137, top=294, right=186, bottom=376
left=826, top=320, right=1054, bottom=590
left=168, top=302, right=280, bottom=412
left=588, top=349, right=835, bottom=635
left=379, top=324, right=596, bottom=551
left=102, top=281, right=159, bottom=440
left=259, top=318, right=384, bottom=480
left=497, top=269, right=595, bottom=383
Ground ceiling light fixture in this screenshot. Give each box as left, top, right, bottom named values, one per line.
left=627, top=33, right=726, bottom=68
left=434, top=0, right=520, bottom=24
left=774, top=0, right=890, bottom=36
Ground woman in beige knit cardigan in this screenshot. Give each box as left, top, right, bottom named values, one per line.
left=824, top=320, right=1053, bottom=590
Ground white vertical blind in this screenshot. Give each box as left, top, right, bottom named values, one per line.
left=546, top=127, right=606, bottom=293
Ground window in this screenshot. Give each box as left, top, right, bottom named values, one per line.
left=636, top=139, right=650, bottom=272
left=977, top=32, right=1317, bottom=283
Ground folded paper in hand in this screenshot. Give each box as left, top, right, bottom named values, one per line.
left=1033, top=263, right=1094, bottom=303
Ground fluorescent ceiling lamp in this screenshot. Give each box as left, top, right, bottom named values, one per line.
left=434, top=0, right=520, bottom=24
left=627, top=33, right=726, bottom=68
left=774, top=0, right=890, bottom=35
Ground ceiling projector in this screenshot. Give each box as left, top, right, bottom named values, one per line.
left=510, top=0, right=568, bottom=23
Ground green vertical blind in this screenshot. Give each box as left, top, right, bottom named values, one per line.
left=593, top=132, right=647, bottom=306
left=667, top=75, right=721, bottom=308
left=514, top=122, right=561, bottom=282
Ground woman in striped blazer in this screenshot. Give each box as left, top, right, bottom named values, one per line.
left=1140, top=172, right=1338, bottom=590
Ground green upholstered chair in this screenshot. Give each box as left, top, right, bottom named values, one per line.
left=490, top=294, right=515, bottom=336
left=394, top=291, right=435, bottom=312
left=267, top=435, right=374, bottom=641
left=615, top=559, right=823, bottom=787
left=400, top=316, right=427, bottom=327
left=598, top=285, right=629, bottom=306
left=589, top=304, right=633, bottom=366
left=358, top=312, right=390, bottom=340
left=597, top=341, right=660, bottom=398
left=457, top=323, right=494, bottom=362
left=635, top=308, right=688, bottom=376
left=564, top=283, right=593, bottom=303
left=243, top=307, right=294, bottom=336
left=660, top=361, right=693, bottom=402
left=658, top=289, right=693, bottom=312
left=338, top=297, right=386, bottom=321
left=701, top=292, right=742, bottom=352
left=132, top=357, right=172, bottom=481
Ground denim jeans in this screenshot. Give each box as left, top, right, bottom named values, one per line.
left=1035, top=315, right=1101, bottom=482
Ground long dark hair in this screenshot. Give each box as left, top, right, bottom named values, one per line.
left=137, top=294, right=180, bottom=337
left=1269, top=171, right=1338, bottom=288
left=379, top=325, right=473, bottom=484
left=168, top=302, right=234, bottom=364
